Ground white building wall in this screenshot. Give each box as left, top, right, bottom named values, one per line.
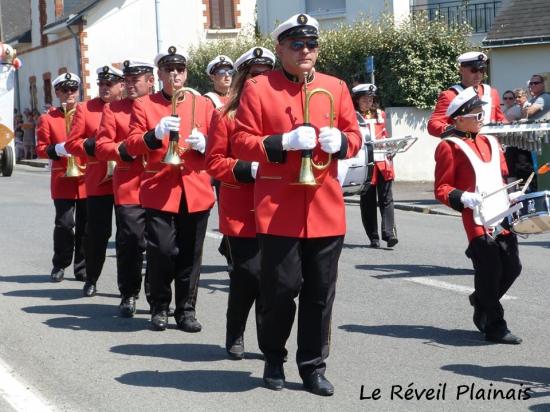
left=30, top=0, right=41, bottom=47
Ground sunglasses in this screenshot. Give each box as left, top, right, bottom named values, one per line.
left=503, top=96, right=515, bottom=100
left=97, top=81, right=115, bottom=87
left=162, top=65, right=186, bottom=73
left=214, top=68, right=234, bottom=77
left=469, top=67, right=486, bottom=74
left=529, top=81, right=543, bottom=86
left=58, top=86, right=79, bottom=93
left=288, top=39, right=319, bottom=51
left=460, top=112, right=484, bottom=121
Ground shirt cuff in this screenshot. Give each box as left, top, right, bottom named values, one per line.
left=232, top=160, right=254, bottom=183
left=144, top=129, right=162, bottom=150
left=262, top=134, right=286, bottom=163
left=83, top=138, right=96, bottom=157
left=333, top=132, right=349, bottom=159
left=46, top=144, right=60, bottom=160
left=449, top=189, right=465, bottom=212
left=118, top=143, right=134, bottom=162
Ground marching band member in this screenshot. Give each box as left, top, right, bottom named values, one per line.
left=352, top=84, right=398, bottom=248
left=95, top=60, right=155, bottom=317
left=434, top=87, right=522, bottom=344
left=428, top=51, right=506, bottom=137
left=123, top=46, right=215, bottom=332
left=206, top=46, right=275, bottom=360
left=36, top=73, right=87, bottom=282
left=66, top=66, right=125, bottom=297
left=232, top=14, right=362, bottom=395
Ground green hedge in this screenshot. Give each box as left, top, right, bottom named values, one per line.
left=186, top=14, right=473, bottom=109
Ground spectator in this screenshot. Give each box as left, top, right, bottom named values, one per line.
left=513, top=88, right=529, bottom=119
left=21, top=110, right=36, bottom=159
left=522, top=74, right=550, bottom=121
left=502, top=90, right=521, bottom=122
left=14, top=114, right=24, bottom=162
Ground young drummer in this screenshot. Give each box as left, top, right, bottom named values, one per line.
left=434, top=87, right=522, bottom=344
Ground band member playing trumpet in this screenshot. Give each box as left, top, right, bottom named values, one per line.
left=232, top=14, right=362, bottom=395
left=123, top=46, right=214, bottom=332
left=95, top=60, right=155, bottom=317
left=352, top=84, right=398, bottom=248
left=434, top=87, right=523, bottom=344
left=206, top=46, right=276, bottom=359
left=36, top=73, right=87, bottom=282
left=66, top=66, right=125, bottom=297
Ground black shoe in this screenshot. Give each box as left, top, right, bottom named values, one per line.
left=50, top=267, right=64, bottom=282
left=485, top=330, right=522, bottom=345
left=468, top=293, right=487, bottom=333
left=302, top=372, right=334, bottom=396
left=148, top=305, right=175, bottom=317
left=177, top=315, right=202, bottom=333
left=226, top=335, right=244, bottom=360
left=119, top=297, right=136, bottom=318
left=263, top=362, right=285, bottom=391
left=83, top=282, right=97, bottom=297
left=74, top=272, right=87, bottom=282
left=151, top=311, right=168, bottom=331
left=369, top=240, right=380, bottom=248
left=386, top=237, right=399, bottom=248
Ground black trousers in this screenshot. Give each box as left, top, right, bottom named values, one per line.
left=466, top=234, right=522, bottom=335
left=360, top=170, right=396, bottom=241
left=226, top=236, right=261, bottom=340
left=52, top=198, right=87, bottom=277
left=115, top=205, right=147, bottom=298
left=257, top=234, right=344, bottom=378
left=85, top=195, right=114, bottom=284
left=145, top=195, right=210, bottom=320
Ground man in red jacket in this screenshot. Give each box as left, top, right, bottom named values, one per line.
left=65, top=65, right=125, bottom=297
left=232, top=14, right=362, bottom=396
left=428, top=51, right=506, bottom=137
left=123, top=46, right=215, bottom=332
left=36, top=73, right=87, bottom=282
left=95, top=60, right=155, bottom=316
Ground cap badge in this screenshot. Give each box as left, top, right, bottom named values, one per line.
left=168, top=46, right=176, bottom=55
left=298, top=14, right=308, bottom=25
left=220, top=56, right=225, bottom=62
left=478, top=54, right=484, bottom=61
left=369, top=85, right=375, bottom=92
left=65, top=73, right=71, bottom=80
left=253, top=48, right=263, bottom=57
left=123, top=60, right=130, bottom=68
left=102, top=66, right=109, bottom=73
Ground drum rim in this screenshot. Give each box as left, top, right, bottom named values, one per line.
left=516, top=190, right=550, bottom=201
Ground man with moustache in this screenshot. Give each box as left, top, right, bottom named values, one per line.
left=428, top=52, right=506, bottom=137
left=65, top=66, right=125, bottom=297
left=36, top=73, right=87, bottom=283
left=123, top=46, right=214, bottom=332
left=232, top=14, right=362, bottom=396
left=95, top=60, right=155, bottom=317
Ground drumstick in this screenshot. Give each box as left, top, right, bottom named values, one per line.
left=520, top=172, right=535, bottom=195
left=481, top=179, right=522, bottom=200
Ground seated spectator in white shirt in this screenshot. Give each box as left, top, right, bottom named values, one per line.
left=522, top=74, right=550, bottom=121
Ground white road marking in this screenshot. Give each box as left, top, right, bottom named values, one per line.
left=403, top=277, right=517, bottom=300
left=0, top=357, right=54, bottom=412
left=206, top=231, right=223, bottom=240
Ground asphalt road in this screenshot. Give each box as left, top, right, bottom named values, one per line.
left=1, top=165, right=549, bottom=411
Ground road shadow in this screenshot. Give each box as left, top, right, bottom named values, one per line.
left=355, top=263, right=472, bottom=279
left=0, top=274, right=52, bottom=284
left=518, top=241, right=550, bottom=249
left=22, top=303, right=150, bottom=332
left=199, top=277, right=229, bottom=294
left=3, top=287, right=119, bottom=300
left=339, top=324, right=488, bottom=347
left=530, top=404, right=550, bottom=411
left=201, top=265, right=228, bottom=274
left=116, top=369, right=303, bottom=393
left=441, top=364, right=550, bottom=399
left=111, top=343, right=227, bottom=362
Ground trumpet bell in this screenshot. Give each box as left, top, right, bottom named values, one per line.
left=99, top=160, right=116, bottom=184
left=296, top=156, right=317, bottom=186
left=162, top=140, right=182, bottom=165
left=65, top=157, right=84, bottom=177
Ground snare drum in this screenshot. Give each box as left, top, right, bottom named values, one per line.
left=338, top=144, right=373, bottom=196
left=508, top=190, right=550, bottom=235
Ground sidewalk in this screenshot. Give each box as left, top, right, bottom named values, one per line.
left=18, top=159, right=460, bottom=217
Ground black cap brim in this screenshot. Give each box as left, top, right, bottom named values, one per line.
left=278, top=25, right=318, bottom=41
left=157, top=54, right=187, bottom=67
left=451, top=96, right=487, bottom=118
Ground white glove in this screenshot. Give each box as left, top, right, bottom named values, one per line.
left=154, top=116, right=180, bottom=140
left=185, top=128, right=206, bottom=153
left=55, top=142, right=71, bottom=157
left=461, top=191, right=483, bottom=209
left=318, top=126, right=342, bottom=154
left=251, top=161, right=259, bottom=179
left=282, top=126, right=316, bottom=151
left=508, top=190, right=523, bottom=203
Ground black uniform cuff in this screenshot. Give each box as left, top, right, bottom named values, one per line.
left=46, top=144, right=61, bottom=160
left=449, top=189, right=465, bottom=212
left=263, top=134, right=286, bottom=163
left=118, top=143, right=134, bottom=162
left=144, top=129, right=163, bottom=150
left=332, top=132, right=349, bottom=159
left=233, top=160, right=254, bottom=183
left=84, top=138, right=96, bottom=156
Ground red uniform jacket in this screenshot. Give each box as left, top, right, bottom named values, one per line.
left=36, top=107, right=87, bottom=200
left=434, top=133, right=509, bottom=242
left=428, top=85, right=506, bottom=137
left=363, top=110, right=394, bottom=184
left=232, top=70, right=362, bottom=238
left=124, top=91, right=215, bottom=213
left=95, top=98, right=144, bottom=206
left=206, top=111, right=256, bottom=237
left=65, top=97, right=113, bottom=197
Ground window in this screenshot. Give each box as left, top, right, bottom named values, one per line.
left=306, top=0, right=345, bottom=14
left=43, top=74, right=52, bottom=106
left=29, top=77, right=38, bottom=113
left=209, top=0, right=235, bottom=29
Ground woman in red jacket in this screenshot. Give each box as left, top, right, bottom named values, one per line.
left=352, top=84, right=398, bottom=248
left=206, top=46, right=275, bottom=359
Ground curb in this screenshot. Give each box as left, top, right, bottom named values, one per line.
left=18, top=159, right=48, bottom=168
left=344, top=197, right=460, bottom=217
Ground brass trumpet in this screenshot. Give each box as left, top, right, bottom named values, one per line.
left=296, top=72, right=334, bottom=185
left=162, top=74, right=196, bottom=165
left=62, top=103, right=85, bottom=177
left=99, top=160, right=116, bottom=184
